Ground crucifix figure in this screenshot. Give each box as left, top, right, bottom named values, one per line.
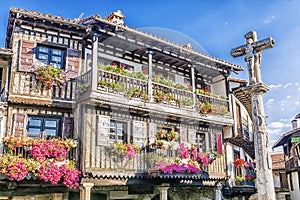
left=231, top=31, right=276, bottom=200
left=231, top=31, right=275, bottom=85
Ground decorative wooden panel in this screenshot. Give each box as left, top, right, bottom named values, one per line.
left=96, top=115, right=110, bottom=146
left=19, top=40, right=36, bottom=72
left=148, top=123, right=157, bottom=144
left=66, top=48, right=81, bottom=79
left=132, top=120, right=146, bottom=147
left=12, top=113, right=28, bottom=137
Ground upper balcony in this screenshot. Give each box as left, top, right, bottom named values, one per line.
left=8, top=71, right=76, bottom=108
left=76, top=67, right=233, bottom=125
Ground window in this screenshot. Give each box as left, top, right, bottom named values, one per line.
left=36, top=45, right=65, bottom=69
left=196, top=132, right=206, bottom=152
left=109, top=120, right=127, bottom=143
left=27, top=116, right=60, bottom=138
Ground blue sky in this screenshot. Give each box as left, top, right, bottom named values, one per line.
left=0, top=0, right=299, bottom=150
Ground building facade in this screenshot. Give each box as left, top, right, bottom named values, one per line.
left=273, top=115, right=300, bottom=200
left=0, top=8, right=258, bottom=200
left=270, top=152, right=290, bottom=200
left=222, top=78, right=257, bottom=199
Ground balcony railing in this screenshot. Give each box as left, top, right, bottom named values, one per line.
left=77, top=69, right=230, bottom=116
left=1, top=143, right=77, bottom=161
left=232, top=165, right=256, bottom=187
left=85, top=146, right=226, bottom=178
left=9, top=72, right=76, bottom=104
left=285, top=156, right=299, bottom=173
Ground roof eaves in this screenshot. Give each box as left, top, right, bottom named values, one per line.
left=272, top=128, right=300, bottom=149
left=10, top=8, right=86, bottom=29
left=93, top=17, right=244, bottom=72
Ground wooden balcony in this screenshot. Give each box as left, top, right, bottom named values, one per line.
left=8, top=72, right=76, bottom=108
left=76, top=69, right=232, bottom=125
left=285, top=156, right=299, bottom=173
left=83, top=146, right=226, bottom=180
left=1, top=143, right=77, bottom=161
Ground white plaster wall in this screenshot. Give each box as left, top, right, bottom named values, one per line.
left=289, top=171, right=300, bottom=200
left=212, top=75, right=226, bottom=97
left=273, top=172, right=281, bottom=188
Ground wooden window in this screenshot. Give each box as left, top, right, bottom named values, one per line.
left=12, top=113, right=28, bottom=137
left=216, top=133, right=223, bottom=154
left=27, top=116, right=60, bottom=138
left=280, top=172, right=288, bottom=188
left=196, top=132, right=206, bottom=152
left=36, top=45, right=65, bottom=69
left=236, top=103, right=242, bottom=135
left=132, top=121, right=146, bottom=147
left=109, top=120, right=127, bottom=143
left=61, top=117, right=74, bottom=138
left=19, top=40, right=35, bottom=72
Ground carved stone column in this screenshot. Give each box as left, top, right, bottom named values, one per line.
left=244, top=83, right=276, bottom=200
left=158, top=183, right=169, bottom=200
left=80, top=183, right=94, bottom=200
left=147, top=50, right=154, bottom=102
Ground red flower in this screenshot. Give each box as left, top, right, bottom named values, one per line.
left=233, top=158, right=246, bottom=168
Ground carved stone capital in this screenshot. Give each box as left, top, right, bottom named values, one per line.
left=242, top=82, right=269, bottom=95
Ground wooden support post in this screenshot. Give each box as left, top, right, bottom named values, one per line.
left=147, top=50, right=154, bottom=102
left=190, top=64, right=196, bottom=106
left=158, top=183, right=169, bottom=200
left=80, top=183, right=94, bottom=200
left=91, top=33, right=99, bottom=91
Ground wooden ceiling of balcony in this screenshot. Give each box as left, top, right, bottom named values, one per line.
left=226, top=134, right=255, bottom=158
left=94, top=20, right=244, bottom=83
left=98, top=34, right=225, bottom=83
left=232, top=87, right=252, bottom=118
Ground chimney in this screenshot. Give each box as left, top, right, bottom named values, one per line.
left=292, top=119, right=298, bottom=130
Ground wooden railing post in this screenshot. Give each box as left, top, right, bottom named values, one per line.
left=91, top=33, right=99, bottom=91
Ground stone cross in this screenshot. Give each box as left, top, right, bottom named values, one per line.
left=231, top=31, right=275, bottom=85
left=231, top=31, right=276, bottom=200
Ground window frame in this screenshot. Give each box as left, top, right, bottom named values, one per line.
left=109, top=120, right=128, bottom=143
left=36, top=44, right=66, bottom=69
left=195, top=132, right=206, bottom=152
left=27, top=116, right=61, bottom=138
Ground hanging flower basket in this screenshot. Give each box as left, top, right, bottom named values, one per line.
left=33, top=65, right=69, bottom=89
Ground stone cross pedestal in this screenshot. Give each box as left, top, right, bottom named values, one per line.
left=231, top=31, right=276, bottom=200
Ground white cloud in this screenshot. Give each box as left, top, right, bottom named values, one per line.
left=295, top=101, right=300, bottom=105
left=263, top=15, right=276, bottom=24
left=265, top=99, right=274, bottom=108
left=269, top=121, right=285, bottom=129
left=287, top=96, right=291, bottom=99
left=280, top=100, right=288, bottom=106
left=283, top=83, right=293, bottom=88
left=267, top=121, right=291, bottom=139
left=269, top=84, right=282, bottom=89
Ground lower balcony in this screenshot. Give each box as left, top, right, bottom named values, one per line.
left=82, top=143, right=226, bottom=183
left=0, top=137, right=80, bottom=190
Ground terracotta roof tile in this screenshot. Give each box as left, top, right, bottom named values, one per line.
left=9, top=8, right=243, bottom=71
left=10, top=8, right=83, bottom=26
